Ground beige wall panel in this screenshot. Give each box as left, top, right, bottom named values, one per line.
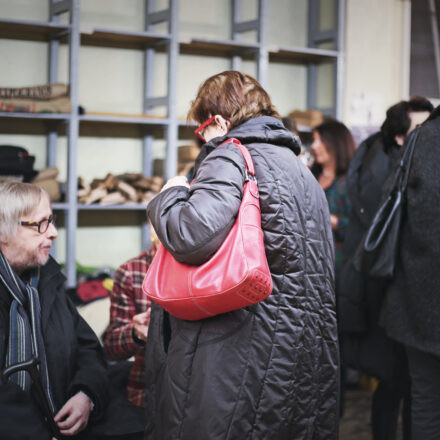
left=344, top=0, right=404, bottom=126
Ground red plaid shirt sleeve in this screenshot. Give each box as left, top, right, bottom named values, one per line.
left=103, top=253, right=152, bottom=359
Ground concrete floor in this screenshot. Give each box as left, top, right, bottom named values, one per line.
left=339, top=389, right=374, bottom=439
left=339, top=389, right=404, bottom=440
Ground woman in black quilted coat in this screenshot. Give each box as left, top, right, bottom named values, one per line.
left=145, top=71, right=339, bottom=439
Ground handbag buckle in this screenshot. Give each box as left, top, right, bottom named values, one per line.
left=245, top=169, right=257, bottom=184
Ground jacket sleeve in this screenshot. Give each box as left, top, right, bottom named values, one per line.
left=103, top=264, right=144, bottom=359
left=66, top=297, right=108, bottom=421
left=146, top=141, right=246, bottom=266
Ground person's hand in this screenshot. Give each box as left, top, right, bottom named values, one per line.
left=133, top=309, right=151, bottom=342
left=54, top=391, right=93, bottom=436
left=330, top=214, right=339, bottom=231
left=161, top=176, right=189, bottom=192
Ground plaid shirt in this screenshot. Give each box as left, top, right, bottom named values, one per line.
left=103, top=248, right=156, bottom=407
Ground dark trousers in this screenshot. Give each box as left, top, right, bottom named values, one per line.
left=406, top=346, right=440, bottom=440
left=371, top=379, right=411, bottom=440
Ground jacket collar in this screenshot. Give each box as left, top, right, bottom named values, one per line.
left=193, top=116, right=301, bottom=175
left=38, top=257, right=66, bottom=332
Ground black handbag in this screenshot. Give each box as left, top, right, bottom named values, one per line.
left=353, top=127, right=420, bottom=278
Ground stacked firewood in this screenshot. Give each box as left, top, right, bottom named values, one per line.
left=78, top=173, right=163, bottom=205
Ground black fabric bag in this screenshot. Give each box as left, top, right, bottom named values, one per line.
left=0, top=145, right=37, bottom=182
left=353, top=128, right=419, bottom=278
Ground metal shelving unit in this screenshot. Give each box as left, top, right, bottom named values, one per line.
left=0, top=0, right=179, bottom=287
left=177, top=0, right=345, bottom=117
left=0, top=0, right=345, bottom=287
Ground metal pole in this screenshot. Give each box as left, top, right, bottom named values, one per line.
left=307, top=0, right=318, bottom=111
left=141, top=0, right=157, bottom=251
left=231, top=0, right=242, bottom=71
left=66, top=0, right=80, bottom=288
left=143, top=0, right=156, bottom=179
left=47, top=2, right=61, bottom=168
left=401, top=0, right=411, bottom=100
left=336, top=0, right=346, bottom=120
left=257, top=0, right=268, bottom=87
left=429, top=0, right=440, bottom=96
left=164, top=0, right=178, bottom=180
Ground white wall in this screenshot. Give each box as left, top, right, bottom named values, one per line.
left=0, top=0, right=408, bottom=269
left=344, top=0, right=406, bottom=127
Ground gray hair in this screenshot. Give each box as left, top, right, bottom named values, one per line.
left=0, top=180, right=49, bottom=243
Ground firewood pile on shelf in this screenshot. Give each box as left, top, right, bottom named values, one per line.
left=77, top=173, right=163, bottom=205
left=77, top=145, right=200, bottom=205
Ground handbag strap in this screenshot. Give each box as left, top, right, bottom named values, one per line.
left=218, top=138, right=255, bottom=177
left=400, top=127, right=419, bottom=191
left=362, top=127, right=420, bottom=252
left=381, top=126, right=420, bottom=196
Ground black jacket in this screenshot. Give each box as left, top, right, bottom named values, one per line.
left=0, top=257, right=108, bottom=440
left=338, top=132, right=405, bottom=383
left=145, top=116, right=339, bottom=439
left=339, top=132, right=398, bottom=330
left=381, top=106, right=440, bottom=358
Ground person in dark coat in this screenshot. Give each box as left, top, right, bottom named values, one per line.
left=0, top=180, right=145, bottom=440
left=311, top=119, right=355, bottom=281
left=0, top=180, right=108, bottom=439
left=310, top=119, right=355, bottom=416
left=144, top=70, right=339, bottom=440
left=380, top=105, right=440, bottom=439
left=338, top=97, right=433, bottom=440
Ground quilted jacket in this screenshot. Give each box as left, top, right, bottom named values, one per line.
left=145, top=116, right=339, bottom=439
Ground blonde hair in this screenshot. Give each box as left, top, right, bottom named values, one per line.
left=0, top=180, right=48, bottom=243
left=187, top=70, right=280, bottom=130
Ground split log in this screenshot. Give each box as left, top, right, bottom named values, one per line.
left=117, top=180, right=137, bottom=201
left=81, top=187, right=107, bottom=204
left=99, top=191, right=127, bottom=205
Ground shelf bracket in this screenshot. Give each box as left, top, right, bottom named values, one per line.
left=51, top=0, right=71, bottom=16
left=145, top=96, right=168, bottom=107
left=146, top=9, right=170, bottom=26
left=233, top=19, right=258, bottom=34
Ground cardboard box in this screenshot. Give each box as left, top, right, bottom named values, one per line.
left=288, top=109, right=324, bottom=128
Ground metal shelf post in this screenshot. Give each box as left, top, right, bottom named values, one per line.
left=142, top=0, right=179, bottom=250
left=165, top=0, right=179, bottom=181
left=65, top=0, right=80, bottom=287
left=307, top=0, right=345, bottom=117
left=256, top=0, right=268, bottom=87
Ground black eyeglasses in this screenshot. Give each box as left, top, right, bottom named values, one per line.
left=20, top=214, right=57, bottom=234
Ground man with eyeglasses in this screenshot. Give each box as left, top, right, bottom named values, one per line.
left=0, top=180, right=108, bottom=439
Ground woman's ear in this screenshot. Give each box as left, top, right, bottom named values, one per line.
left=214, top=115, right=229, bottom=133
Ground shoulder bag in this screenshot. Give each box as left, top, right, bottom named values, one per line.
left=353, top=127, right=420, bottom=278
left=142, top=138, right=273, bottom=320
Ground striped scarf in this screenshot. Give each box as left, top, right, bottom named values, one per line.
left=0, top=251, right=55, bottom=412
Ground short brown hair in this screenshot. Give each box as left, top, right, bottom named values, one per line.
left=187, top=70, right=281, bottom=130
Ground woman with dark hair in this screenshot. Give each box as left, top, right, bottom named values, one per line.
left=311, top=120, right=355, bottom=418
left=144, top=71, right=339, bottom=439
left=311, top=119, right=355, bottom=277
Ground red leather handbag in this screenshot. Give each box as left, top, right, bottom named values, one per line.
left=142, top=138, right=273, bottom=320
